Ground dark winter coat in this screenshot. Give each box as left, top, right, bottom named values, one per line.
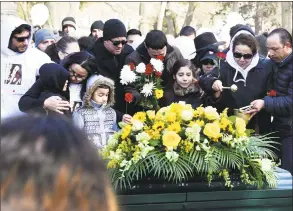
left=124, top=43, right=184, bottom=114
left=264, top=53, right=292, bottom=138
left=199, top=58, right=273, bottom=134
left=160, top=83, right=203, bottom=109
left=91, top=38, right=134, bottom=113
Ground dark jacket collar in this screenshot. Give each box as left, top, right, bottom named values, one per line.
left=93, top=38, right=115, bottom=59
left=279, top=52, right=292, bottom=68
left=136, top=43, right=174, bottom=62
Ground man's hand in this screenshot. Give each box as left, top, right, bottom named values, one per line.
left=122, top=114, right=132, bottom=124
left=212, top=80, right=223, bottom=92
left=245, top=99, right=265, bottom=120
left=43, top=96, right=70, bottom=114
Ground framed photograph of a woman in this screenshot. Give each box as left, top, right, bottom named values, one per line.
left=4, top=64, right=22, bottom=85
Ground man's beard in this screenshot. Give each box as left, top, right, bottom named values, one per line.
left=9, top=44, right=28, bottom=53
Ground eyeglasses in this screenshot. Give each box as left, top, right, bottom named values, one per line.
left=233, top=52, right=253, bottom=60
left=201, top=59, right=215, bottom=65
left=110, top=40, right=127, bottom=46
left=13, top=35, right=30, bottom=42
left=69, top=70, right=87, bottom=80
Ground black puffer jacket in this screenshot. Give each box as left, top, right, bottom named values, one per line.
left=199, top=58, right=273, bottom=134
left=264, top=53, right=292, bottom=137
left=92, top=38, right=134, bottom=113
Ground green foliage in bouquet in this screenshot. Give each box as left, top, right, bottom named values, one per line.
left=101, top=102, right=279, bottom=190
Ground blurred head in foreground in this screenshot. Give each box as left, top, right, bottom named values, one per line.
left=0, top=115, right=117, bottom=211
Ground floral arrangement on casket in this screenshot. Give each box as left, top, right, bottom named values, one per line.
left=120, top=56, right=165, bottom=110
left=102, top=102, right=278, bottom=190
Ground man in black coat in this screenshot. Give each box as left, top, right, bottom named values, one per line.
left=91, top=19, right=134, bottom=113
left=248, top=28, right=292, bottom=174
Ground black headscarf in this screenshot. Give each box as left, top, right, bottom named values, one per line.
left=39, top=63, right=70, bottom=100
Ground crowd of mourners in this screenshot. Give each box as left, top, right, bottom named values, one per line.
left=1, top=15, right=292, bottom=210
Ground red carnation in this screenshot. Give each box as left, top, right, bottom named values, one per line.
left=216, top=52, right=226, bottom=59
left=155, top=71, right=162, bottom=77
left=145, top=64, right=153, bottom=76
left=125, top=93, right=133, bottom=103
left=156, top=55, right=164, bottom=61
left=129, top=62, right=135, bottom=71
left=267, top=90, right=277, bottom=97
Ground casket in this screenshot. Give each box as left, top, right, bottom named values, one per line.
left=117, top=168, right=292, bottom=211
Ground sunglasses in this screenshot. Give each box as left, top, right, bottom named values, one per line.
left=110, top=40, right=127, bottom=46
left=201, top=59, right=215, bottom=65
left=13, top=35, right=30, bottom=42
left=233, top=52, right=253, bottom=60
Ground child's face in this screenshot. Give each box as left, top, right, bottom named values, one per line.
left=174, top=66, right=193, bottom=88
left=92, top=87, right=109, bottom=105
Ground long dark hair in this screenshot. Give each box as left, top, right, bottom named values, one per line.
left=45, top=36, right=78, bottom=63
left=170, top=59, right=197, bottom=86
left=1, top=115, right=118, bottom=211
left=60, top=51, right=99, bottom=99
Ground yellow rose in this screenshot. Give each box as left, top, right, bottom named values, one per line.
left=162, top=131, right=181, bottom=150
left=165, top=112, right=177, bottom=122
left=204, top=106, right=220, bottom=120
left=203, top=122, right=221, bottom=141
left=155, top=89, right=164, bottom=99
left=235, top=117, right=246, bottom=135
left=146, top=110, right=155, bottom=120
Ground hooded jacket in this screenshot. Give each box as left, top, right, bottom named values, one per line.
left=199, top=29, right=273, bottom=134
left=1, top=16, right=52, bottom=120
left=38, top=64, right=70, bottom=116
left=72, top=75, right=122, bottom=148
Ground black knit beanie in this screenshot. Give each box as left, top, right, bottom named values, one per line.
left=103, top=19, right=126, bottom=40
left=90, top=20, right=104, bottom=32
left=62, top=17, right=76, bottom=30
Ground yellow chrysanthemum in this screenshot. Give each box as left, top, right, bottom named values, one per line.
left=152, top=121, right=165, bottom=131
left=193, top=106, right=205, bottom=118
left=203, top=122, right=221, bottom=142
left=180, top=140, right=194, bottom=153
left=220, top=108, right=229, bottom=118
left=146, top=129, right=161, bottom=140
left=121, top=125, right=132, bottom=139
left=162, top=131, right=181, bottom=150
left=155, top=89, right=164, bottom=99
left=195, top=120, right=205, bottom=127
left=165, top=111, right=177, bottom=122
left=146, top=110, right=156, bottom=120
left=133, top=112, right=147, bottom=122
left=220, top=117, right=231, bottom=130
left=167, top=122, right=181, bottom=133
left=235, top=117, right=246, bottom=135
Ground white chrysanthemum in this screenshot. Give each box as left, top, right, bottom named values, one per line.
left=185, top=124, right=201, bottom=142
left=120, top=65, right=137, bottom=85
left=260, top=158, right=272, bottom=171
left=132, top=120, right=144, bottom=131
left=136, top=132, right=151, bottom=142
left=150, top=58, right=164, bottom=72
left=165, top=150, right=179, bottom=162
left=181, top=109, right=193, bottom=121
left=136, top=63, right=146, bottom=73
left=141, top=82, right=154, bottom=97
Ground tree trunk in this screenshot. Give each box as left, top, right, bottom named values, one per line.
left=139, top=2, right=149, bottom=35
left=183, top=2, right=197, bottom=27
left=232, top=2, right=239, bottom=12
left=254, top=3, right=262, bottom=35
left=165, top=9, right=175, bottom=35
left=281, top=2, right=292, bottom=33
left=157, top=2, right=167, bottom=30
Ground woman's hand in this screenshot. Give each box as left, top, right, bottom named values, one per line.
left=212, top=80, right=223, bottom=92
left=122, top=114, right=132, bottom=124
left=43, top=96, right=70, bottom=114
